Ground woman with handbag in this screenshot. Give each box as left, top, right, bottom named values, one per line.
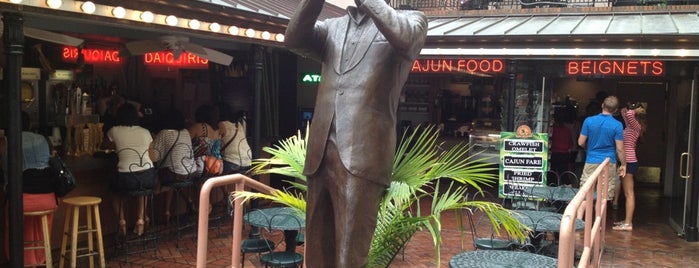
left=188, top=104, right=222, bottom=178
left=107, top=103, right=156, bottom=237
left=188, top=104, right=223, bottom=212
left=3, top=112, right=58, bottom=266
left=152, top=110, right=196, bottom=224
left=216, top=103, right=252, bottom=175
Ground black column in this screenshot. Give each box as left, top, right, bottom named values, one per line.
left=2, top=12, right=24, bottom=268
left=248, top=45, right=265, bottom=238
left=506, top=60, right=517, bottom=132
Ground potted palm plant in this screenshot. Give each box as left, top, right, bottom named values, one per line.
left=234, top=125, right=529, bottom=267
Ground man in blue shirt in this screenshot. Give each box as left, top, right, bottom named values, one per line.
left=578, top=95, right=626, bottom=200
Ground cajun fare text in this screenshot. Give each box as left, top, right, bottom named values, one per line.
left=502, top=155, right=544, bottom=168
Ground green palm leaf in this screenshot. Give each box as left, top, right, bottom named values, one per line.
left=237, top=125, right=530, bottom=268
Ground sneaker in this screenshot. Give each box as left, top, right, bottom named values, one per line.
left=612, top=223, right=633, bottom=231
left=613, top=220, right=625, bottom=226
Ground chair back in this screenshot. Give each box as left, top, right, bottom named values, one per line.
left=558, top=171, right=579, bottom=188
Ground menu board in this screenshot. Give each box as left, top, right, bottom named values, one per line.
left=498, top=125, right=549, bottom=198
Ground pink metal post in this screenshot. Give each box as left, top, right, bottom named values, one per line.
left=195, top=174, right=275, bottom=268
left=558, top=158, right=610, bottom=268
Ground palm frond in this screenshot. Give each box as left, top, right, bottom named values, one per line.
left=245, top=124, right=530, bottom=267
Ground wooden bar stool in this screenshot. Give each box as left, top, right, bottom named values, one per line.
left=23, top=209, right=56, bottom=268
left=59, top=196, right=105, bottom=268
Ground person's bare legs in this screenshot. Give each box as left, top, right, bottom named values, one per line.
left=112, top=195, right=126, bottom=235
left=622, top=173, right=635, bottom=225
left=613, top=177, right=622, bottom=209
left=164, top=189, right=174, bottom=225
left=134, top=196, right=146, bottom=236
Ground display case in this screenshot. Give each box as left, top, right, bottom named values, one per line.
left=398, top=81, right=432, bottom=126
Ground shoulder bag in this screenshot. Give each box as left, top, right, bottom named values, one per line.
left=48, top=155, right=77, bottom=197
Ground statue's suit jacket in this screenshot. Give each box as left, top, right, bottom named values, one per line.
left=285, top=0, right=428, bottom=186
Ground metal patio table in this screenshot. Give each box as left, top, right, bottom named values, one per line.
left=449, top=250, right=558, bottom=268
left=244, top=207, right=305, bottom=252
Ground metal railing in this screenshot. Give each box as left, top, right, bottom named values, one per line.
left=557, top=158, right=610, bottom=268
left=389, top=0, right=697, bottom=10
left=195, top=174, right=276, bottom=268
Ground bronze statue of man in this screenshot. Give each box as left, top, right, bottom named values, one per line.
left=285, top=0, right=428, bottom=266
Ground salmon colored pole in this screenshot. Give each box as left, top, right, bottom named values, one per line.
left=196, top=174, right=275, bottom=268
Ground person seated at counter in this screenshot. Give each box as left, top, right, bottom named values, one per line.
left=151, top=109, right=196, bottom=224
left=3, top=112, right=58, bottom=266
left=189, top=104, right=223, bottom=210
left=107, top=103, right=156, bottom=237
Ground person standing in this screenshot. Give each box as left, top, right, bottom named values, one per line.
left=550, top=113, right=575, bottom=179
left=578, top=96, right=626, bottom=201
left=3, top=112, right=58, bottom=266
left=285, top=0, right=428, bottom=266
left=613, top=102, right=645, bottom=231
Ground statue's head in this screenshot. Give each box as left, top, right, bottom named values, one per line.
left=355, top=0, right=391, bottom=6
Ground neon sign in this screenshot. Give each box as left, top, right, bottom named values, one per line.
left=62, top=47, right=121, bottom=64
left=411, top=59, right=505, bottom=74
left=567, top=60, right=664, bottom=76
left=143, top=52, right=209, bottom=68
left=301, top=73, right=322, bottom=83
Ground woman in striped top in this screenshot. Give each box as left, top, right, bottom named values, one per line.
left=613, top=102, right=646, bottom=231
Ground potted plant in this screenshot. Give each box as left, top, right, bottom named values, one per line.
left=235, top=125, right=529, bottom=267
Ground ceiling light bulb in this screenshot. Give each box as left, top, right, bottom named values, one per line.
left=228, top=26, right=239, bottom=35
left=9, top=0, right=22, bottom=4
left=81, top=1, right=96, bottom=14
left=275, top=34, right=285, bottom=42
left=209, top=22, right=221, bottom=32
left=112, top=6, right=126, bottom=18
left=46, top=0, right=62, bottom=9
left=261, top=31, right=271, bottom=40
left=245, top=28, right=255, bottom=38
left=165, top=15, right=178, bottom=26
left=141, top=11, right=154, bottom=23
left=189, top=19, right=200, bottom=30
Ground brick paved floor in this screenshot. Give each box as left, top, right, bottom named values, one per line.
left=99, top=184, right=699, bottom=267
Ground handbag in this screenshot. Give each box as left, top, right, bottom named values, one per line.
left=48, top=155, right=77, bottom=197
left=204, top=155, right=223, bottom=176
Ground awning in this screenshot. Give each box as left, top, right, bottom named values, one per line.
left=424, top=10, right=699, bottom=58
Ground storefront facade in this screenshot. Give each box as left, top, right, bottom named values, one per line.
left=404, top=8, right=699, bottom=241
left=0, top=0, right=344, bottom=262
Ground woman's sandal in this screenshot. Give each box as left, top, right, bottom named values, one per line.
left=612, top=223, right=633, bottom=231
left=134, top=219, right=145, bottom=236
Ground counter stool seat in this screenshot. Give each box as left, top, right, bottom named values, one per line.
left=163, top=180, right=195, bottom=248
left=23, top=209, right=56, bottom=268
left=59, top=196, right=105, bottom=268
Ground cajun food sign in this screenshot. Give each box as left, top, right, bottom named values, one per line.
left=499, top=125, right=549, bottom=198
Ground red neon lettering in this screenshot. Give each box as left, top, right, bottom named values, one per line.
left=567, top=60, right=664, bottom=76
left=143, top=51, right=209, bottom=68
left=568, top=62, right=579, bottom=75
left=598, top=61, right=611, bottom=74
left=652, top=61, right=664, bottom=75
left=62, top=47, right=122, bottom=64
left=411, top=59, right=506, bottom=73
left=627, top=61, right=638, bottom=75
left=492, top=60, right=504, bottom=72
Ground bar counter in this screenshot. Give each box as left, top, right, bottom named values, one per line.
left=1, top=152, right=190, bottom=261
